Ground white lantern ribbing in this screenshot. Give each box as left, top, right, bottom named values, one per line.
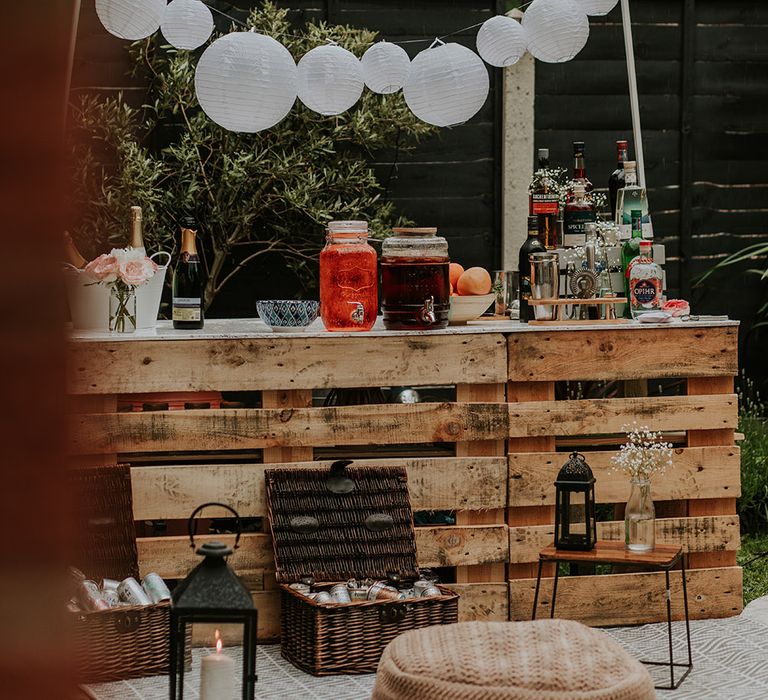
left=297, top=44, right=364, bottom=115
left=361, top=42, right=411, bottom=94
left=195, top=32, right=298, bottom=133
left=403, top=41, right=489, bottom=127
left=161, top=0, right=213, bottom=50
left=95, top=0, right=166, bottom=41
left=476, top=15, right=527, bottom=68
left=523, top=0, right=590, bottom=64
left=574, top=0, right=619, bottom=16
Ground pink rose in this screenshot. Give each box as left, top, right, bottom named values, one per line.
left=84, top=253, right=119, bottom=283
left=119, top=258, right=154, bottom=286
left=662, top=299, right=690, bottom=317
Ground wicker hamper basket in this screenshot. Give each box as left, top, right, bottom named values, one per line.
left=265, top=462, right=459, bottom=675
left=68, top=465, right=178, bottom=683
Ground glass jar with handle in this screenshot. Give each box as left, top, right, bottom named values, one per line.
left=319, top=221, right=378, bottom=332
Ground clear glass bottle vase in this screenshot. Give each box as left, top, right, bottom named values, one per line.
left=625, top=477, right=655, bottom=552
left=109, top=284, right=137, bottom=334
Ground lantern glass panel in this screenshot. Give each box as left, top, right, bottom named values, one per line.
left=554, top=452, right=597, bottom=551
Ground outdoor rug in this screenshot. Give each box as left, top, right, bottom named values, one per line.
left=84, top=614, right=768, bottom=699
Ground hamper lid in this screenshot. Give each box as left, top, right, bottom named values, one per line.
left=264, top=461, right=419, bottom=584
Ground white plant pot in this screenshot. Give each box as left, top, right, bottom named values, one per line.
left=136, top=252, right=170, bottom=329
left=65, top=251, right=171, bottom=332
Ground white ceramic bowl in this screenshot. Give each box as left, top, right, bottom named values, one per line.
left=448, top=293, right=495, bottom=324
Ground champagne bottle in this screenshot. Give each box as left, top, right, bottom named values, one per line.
left=129, top=206, right=146, bottom=255
left=64, top=231, right=87, bottom=268
left=172, top=218, right=204, bottom=330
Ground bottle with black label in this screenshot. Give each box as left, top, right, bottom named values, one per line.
left=518, top=215, right=547, bottom=323
left=563, top=182, right=596, bottom=247
left=172, top=217, right=204, bottom=329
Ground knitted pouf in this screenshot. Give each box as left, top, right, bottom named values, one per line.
left=372, top=620, right=655, bottom=700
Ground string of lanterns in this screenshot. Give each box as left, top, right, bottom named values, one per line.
left=94, top=0, right=619, bottom=131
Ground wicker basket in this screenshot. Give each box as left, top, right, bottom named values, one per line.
left=68, top=465, right=175, bottom=683
left=265, top=462, right=459, bottom=675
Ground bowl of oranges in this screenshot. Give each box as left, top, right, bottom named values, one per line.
left=448, top=263, right=494, bottom=324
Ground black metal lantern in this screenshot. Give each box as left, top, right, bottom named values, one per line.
left=554, top=452, right=597, bottom=551
left=170, top=503, right=257, bottom=700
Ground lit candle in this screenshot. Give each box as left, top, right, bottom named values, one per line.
left=200, top=630, right=236, bottom=700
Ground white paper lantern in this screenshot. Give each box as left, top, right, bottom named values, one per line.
left=95, top=0, right=166, bottom=41
left=161, top=0, right=213, bottom=50
left=404, top=42, right=489, bottom=127
left=297, top=44, right=364, bottom=115
left=574, top=0, right=619, bottom=16
left=361, top=42, right=411, bottom=94
left=195, top=32, right=298, bottom=133
left=523, top=0, right=590, bottom=64
left=476, top=15, right=527, bottom=68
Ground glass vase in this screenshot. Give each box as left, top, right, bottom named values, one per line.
left=109, top=285, right=136, bottom=334
left=625, top=477, right=655, bottom=552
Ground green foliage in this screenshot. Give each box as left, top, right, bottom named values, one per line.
left=69, top=2, right=434, bottom=308
left=738, top=373, right=768, bottom=533
left=738, top=532, right=768, bottom=605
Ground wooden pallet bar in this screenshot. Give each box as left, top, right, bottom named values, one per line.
left=66, top=319, right=743, bottom=640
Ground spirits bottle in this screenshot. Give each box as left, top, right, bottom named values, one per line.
left=518, top=215, right=547, bottom=323
left=563, top=182, right=596, bottom=248
left=615, top=161, right=652, bottom=239
left=172, top=217, right=204, bottom=330
left=608, top=139, right=629, bottom=219
left=621, top=209, right=643, bottom=315
left=129, top=206, right=146, bottom=255
left=529, top=148, right=559, bottom=249
left=629, top=240, right=663, bottom=318
left=567, top=140, right=593, bottom=201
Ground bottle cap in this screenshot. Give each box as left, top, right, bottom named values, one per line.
left=640, top=240, right=652, bottom=249
left=616, top=139, right=628, bottom=148
left=573, top=141, right=585, bottom=155
left=537, top=147, right=549, bottom=160
left=180, top=216, right=197, bottom=230
left=527, top=215, right=539, bottom=232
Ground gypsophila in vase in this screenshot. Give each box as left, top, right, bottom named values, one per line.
left=84, top=247, right=157, bottom=334
left=611, top=423, right=673, bottom=553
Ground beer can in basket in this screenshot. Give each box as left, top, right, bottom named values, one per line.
left=142, top=572, right=171, bottom=603
left=419, top=584, right=442, bottom=598
left=329, top=583, right=352, bottom=603
left=101, top=589, right=120, bottom=607
left=101, top=578, right=119, bottom=592
left=289, top=582, right=311, bottom=596
left=314, top=591, right=332, bottom=604
left=367, top=581, right=401, bottom=601
left=76, top=580, right=109, bottom=612
left=117, top=577, right=152, bottom=606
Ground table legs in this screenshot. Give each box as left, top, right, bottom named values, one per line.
left=532, top=559, right=543, bottom=620
left=531, top=558, right=559, bottom=620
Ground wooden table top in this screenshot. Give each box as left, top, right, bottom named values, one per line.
left=539, top=540, right=683, bottom=568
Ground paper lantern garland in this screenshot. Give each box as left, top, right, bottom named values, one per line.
left=297, top=44, right=364, bottom=115
left=194, top=32, right=298, bottom=133
left=361, top=42, right=411, bottom=94
left=161, top=0, right=214, bottom=51
left=476, top=15, right=527, bottom=68
left=95, top=0, right=166, bottom=41
left=523, top=0, right=590, bottom=64
left=404, top=41, right=489, bottom=127
left=574, top=0, right=619, bottom=16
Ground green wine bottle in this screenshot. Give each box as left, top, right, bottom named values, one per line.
left=172, top=217, right=204, bottom=330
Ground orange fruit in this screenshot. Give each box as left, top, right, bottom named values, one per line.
left=457, top=267, right=492, bottom=295
left=449, top=262, right=464, bottom=288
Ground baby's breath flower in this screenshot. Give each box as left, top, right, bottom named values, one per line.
left=611, top=424, right=673, bottom=480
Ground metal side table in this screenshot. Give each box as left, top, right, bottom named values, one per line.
left=532, top=541, right=692, bottom=690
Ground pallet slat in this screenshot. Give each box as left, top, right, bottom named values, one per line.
left=508, top=326, right=738, bottom=381
left=137, top=526, right=509, bottom=579
left=511, top=566, right=743, bottom=625
left=69, top=394, right=736, bottom=455
left=131, top=456, right=507, bottom=520
left=508, top=446, right=741, bottom=507
left=508, top=515, right=740, bottom=564
left=67, top=333, right=507, bottom=394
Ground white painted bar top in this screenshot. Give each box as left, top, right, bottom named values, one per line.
left=68, top=316, right=739, bottom=342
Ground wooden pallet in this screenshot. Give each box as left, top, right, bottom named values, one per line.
left=67, top=321, right=741, bottom=640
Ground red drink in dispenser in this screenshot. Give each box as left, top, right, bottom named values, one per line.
left=319, top=221, right=378, bottom=332
left=381, top=228, right=450, bottom=330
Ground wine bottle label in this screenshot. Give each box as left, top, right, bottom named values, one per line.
left=563, top=210, right=595, bottom=247
left=531, top=193, right=559, bottom=215
left=173, top=297, right=202, bottom=321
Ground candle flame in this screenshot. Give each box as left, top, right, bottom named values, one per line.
left=215, top=628, right=222, bottom=654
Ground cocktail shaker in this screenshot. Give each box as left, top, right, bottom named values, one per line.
left=529, top=252, right=560, bottom=321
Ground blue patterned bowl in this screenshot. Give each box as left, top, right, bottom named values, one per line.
left=257, top=300, right=320, bottom=332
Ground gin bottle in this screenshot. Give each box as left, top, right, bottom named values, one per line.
left=615, top=161, right=652, bottom=239
left=629, top=240, right=663, bottom=318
